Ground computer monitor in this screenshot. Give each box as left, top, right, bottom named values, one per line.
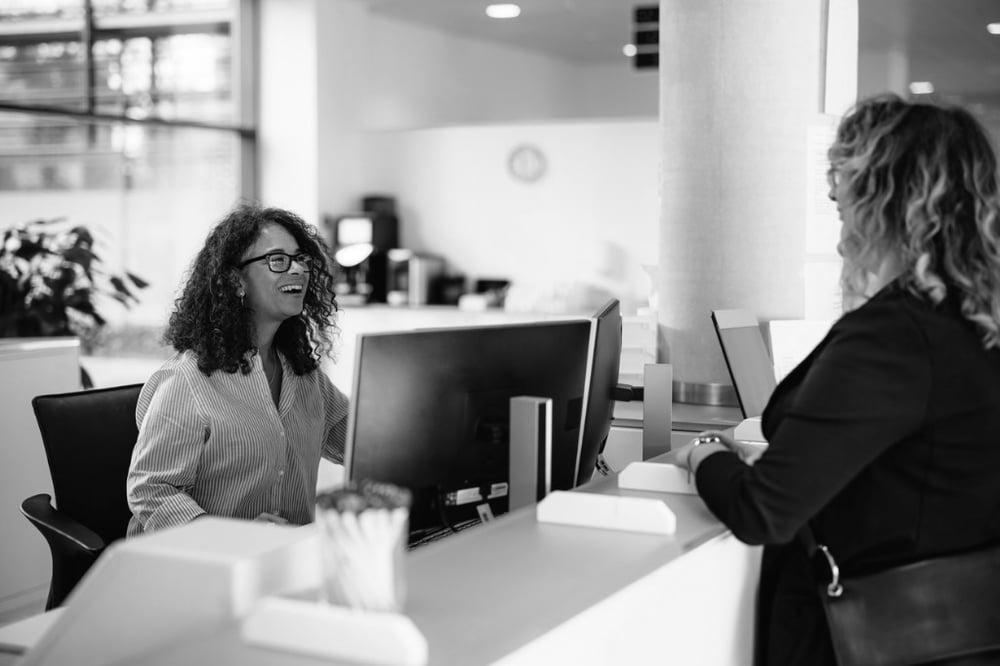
left=710, top=309, right=777, bottom=418
left=344, top=320, right=592, bottom=534
left=575, top=298, right=622, bottom=486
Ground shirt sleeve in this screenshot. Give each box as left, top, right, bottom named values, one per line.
left=695, top=301, right=931, bottom=545
left=319, top=370, right=349, bottom=464
left=127, top=368, right=208, bottom=532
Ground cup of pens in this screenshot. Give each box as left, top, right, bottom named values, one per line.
left=315, top=480, right=412, bottom=613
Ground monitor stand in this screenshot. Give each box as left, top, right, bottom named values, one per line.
left=508, top=396, right=553, bottom=512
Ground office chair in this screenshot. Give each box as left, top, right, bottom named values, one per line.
left=21, top=383, right=143, bottom=609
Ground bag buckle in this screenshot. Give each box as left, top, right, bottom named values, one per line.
left=817, top=544, right=844, bottom=598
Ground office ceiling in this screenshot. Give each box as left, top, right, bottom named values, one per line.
left=365, top=0, right=1000, bottom=107
left=365, top=0, right=633, bottom=65
left=861, top=0, right=1000, bottom=105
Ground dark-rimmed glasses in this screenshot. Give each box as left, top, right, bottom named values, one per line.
left=239, top=251, right=313, bottom=273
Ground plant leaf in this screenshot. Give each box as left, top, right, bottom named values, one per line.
left=14, top=239, right=46, bottom=260
left=70, top=226, right=94, bottom=247
left=109, top=275, right=135, bottom=300
left=62, top=246, right=97, bottom=268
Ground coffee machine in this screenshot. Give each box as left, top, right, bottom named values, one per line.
left=326, top=196, right=399, bottom=304
left=386, top=249, right=446, bottom=306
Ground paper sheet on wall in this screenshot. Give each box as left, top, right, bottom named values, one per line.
left=768, top=319, right=835, bottom=382
left=806, top=116, right=841, bottom=255
left=805, top=116, right=845, bottom=322
left=804, top=260, right=844, bottom=321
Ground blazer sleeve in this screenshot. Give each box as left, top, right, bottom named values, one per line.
left=695, top=301, right=931, bottom=545
left=319, top=370, right=349, bottom=464
left=126, top=368, right=208, bottom=532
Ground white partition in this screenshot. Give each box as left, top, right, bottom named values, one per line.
left=16, top=519, right=319, bottom=666
left=0, top=338, right=81, bottom=621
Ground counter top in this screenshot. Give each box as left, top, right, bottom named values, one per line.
left=14, top=449, right=758, bottom=666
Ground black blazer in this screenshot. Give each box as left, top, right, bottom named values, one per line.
left=696, top=282, right=1000, bottom=664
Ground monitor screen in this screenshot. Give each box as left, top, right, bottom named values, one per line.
left=345, top=320, right=592, bottom=534
left=711, top=309, right=777, bottom=418
left=575, top=298, right=622, bottom=486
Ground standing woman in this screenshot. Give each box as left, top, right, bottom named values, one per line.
left=677, top=94, right=1000, bottom=664
left=127, top=203, right=349, bottom=535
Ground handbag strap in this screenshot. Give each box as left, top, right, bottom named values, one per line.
left=799, top=524, right=844, bottom=598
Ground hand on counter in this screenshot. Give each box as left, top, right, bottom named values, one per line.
left=675, top=430, right=766, bottom=482
left=254, top=512, right=289, bottom=525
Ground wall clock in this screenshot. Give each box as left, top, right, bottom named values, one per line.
left=507, top=144, right=547, bottom=183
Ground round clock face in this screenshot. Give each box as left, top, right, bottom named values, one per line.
left=507, top=144, right=547, bottom=183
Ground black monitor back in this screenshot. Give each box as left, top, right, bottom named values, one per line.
left=345, top=320, right=591, bottom=532
left=576, top=299, right=622, bottom=485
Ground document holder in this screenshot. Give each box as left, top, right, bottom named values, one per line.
left=536, top=490, right=676, bottom=535
left=618, top=461, right=697, bottom=495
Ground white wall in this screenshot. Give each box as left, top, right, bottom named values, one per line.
left=361, top=119, right=660, bottom=313
left=258, top=1, right=659, bottom=307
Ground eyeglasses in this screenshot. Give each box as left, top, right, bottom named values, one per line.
left=826, top=166, right=841, bottom=191
left=827, top=157, right=852, bottom=189
left=239, top=251, right=313, bottom=273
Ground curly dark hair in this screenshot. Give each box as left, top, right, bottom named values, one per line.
left=165, top=202, right=339, bottom=376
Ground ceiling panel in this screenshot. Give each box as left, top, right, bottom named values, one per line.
left=365, top=0, right=637, bottom=64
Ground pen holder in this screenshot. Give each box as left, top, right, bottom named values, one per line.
left=315, top=480, right=412, bottom=613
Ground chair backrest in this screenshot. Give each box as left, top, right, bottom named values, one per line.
left=31, top=383, right=143, bottom=546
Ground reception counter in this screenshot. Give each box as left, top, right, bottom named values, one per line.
left=0, top=338, right=81, bottom=623
left=2, top=451, right=761, bottom=666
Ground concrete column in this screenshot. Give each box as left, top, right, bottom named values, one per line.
left=657, top=0, right=857, bottom=396
left=259, top=0, right=366, bottom=225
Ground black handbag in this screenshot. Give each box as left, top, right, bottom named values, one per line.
left=801, top=528, right=1000, bottom=666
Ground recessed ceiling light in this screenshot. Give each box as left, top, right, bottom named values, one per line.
left=909, top=81, right=935, bottom=95
left=623, top=44, right=637, bottom=57
left=486, top=4, right=521, bottom=19
left=988, top=22, right=1000, bottom=35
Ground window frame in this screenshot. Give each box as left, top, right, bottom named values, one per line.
left=0, top=0, right=257, bottom=198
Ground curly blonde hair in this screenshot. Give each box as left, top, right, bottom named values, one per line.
left=831, top=94, right=1000, bottom=348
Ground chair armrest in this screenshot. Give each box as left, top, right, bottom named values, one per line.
left=20, top=494, right=106, bottom=553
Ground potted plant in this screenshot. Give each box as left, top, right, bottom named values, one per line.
left=0, top=217, right=148, bottom=386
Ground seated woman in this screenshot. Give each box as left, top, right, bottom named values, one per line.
left=677, top=94, right=1000, bottom=664
left=127, top=203, right=349, bottom=535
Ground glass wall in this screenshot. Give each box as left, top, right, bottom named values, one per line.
left=0, top=0, right=251, bottom=341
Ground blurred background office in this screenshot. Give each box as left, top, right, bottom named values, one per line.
left=2, top=0, right=1000, bottom=626
left=1, top=0, right=998, bottom=376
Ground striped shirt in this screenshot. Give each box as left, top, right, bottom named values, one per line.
left=126, top=349, right=349, bottom=536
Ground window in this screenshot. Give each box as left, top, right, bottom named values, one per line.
left=0, top=0, right=254, bottom=334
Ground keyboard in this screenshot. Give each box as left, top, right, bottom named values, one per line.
left=408, top=519, right=481, bottom=549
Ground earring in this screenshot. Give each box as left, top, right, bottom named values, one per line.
left=238, top=290, right=245, bottom=305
